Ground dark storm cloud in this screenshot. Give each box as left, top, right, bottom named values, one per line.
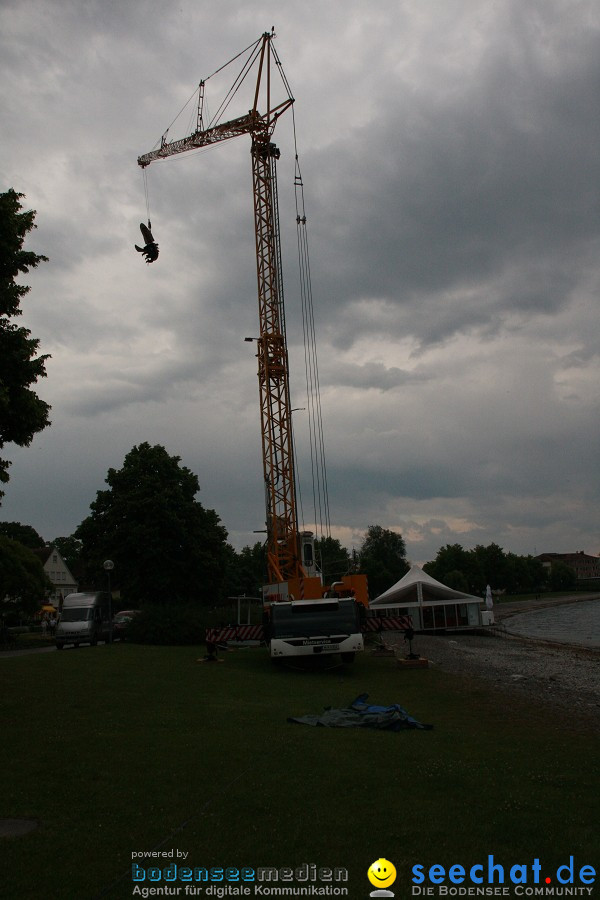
left=320, top=359, right=431, bottom=391
left=1, top=0, right=598, bottom=564
left=303, top=0, right=600, bottom=351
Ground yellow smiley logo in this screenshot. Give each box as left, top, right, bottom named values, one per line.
left=368, top=858, right=397, bottom=889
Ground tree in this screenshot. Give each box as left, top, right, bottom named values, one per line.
left=220, top=542, right=267, bottom=600
left=504, top=553, right=547, bottom=594
left=51, top=535, right=83, bottom=574
left=0, top=535, right=51, bottom=618
left=0, top=190, right=51, bottom=499
left=441, top=569, right=470, bottom=592
left=0, top=521, right=45, bottom=549
left=314, top=535, right=351, bottom=584
left=75, top=443, right=228, bottom=604
left=472, top=543, right=508, bottom=592
left=425, top=543, right=549, bottom=595
left=359, top=525, right=409, bottom=600
left=423, top=543, right=480, bottom=590
left=549, top=561, right=577, bottom=592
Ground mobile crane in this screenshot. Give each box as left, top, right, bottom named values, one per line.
left=138, top=32, right=370, bottom=661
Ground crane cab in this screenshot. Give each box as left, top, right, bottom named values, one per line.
left=299, top=530, right=318, bottom=577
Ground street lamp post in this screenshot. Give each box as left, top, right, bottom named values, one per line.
left=103, top=560, right=114, bottom=643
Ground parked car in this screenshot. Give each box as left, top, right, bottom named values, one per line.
left=112, top=610, right=141, bottom=640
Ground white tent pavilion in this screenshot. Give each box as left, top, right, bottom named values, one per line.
left=369, top=564, right=493, bottom=630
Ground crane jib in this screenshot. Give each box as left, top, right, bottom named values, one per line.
left=137, top=97, right=293, bottom=169
left=137, top=113, right=261, bottom=168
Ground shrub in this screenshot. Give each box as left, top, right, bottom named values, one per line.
left=125, top=601, right=263, bottom=646
left=127, top=603, right=206, bottom=645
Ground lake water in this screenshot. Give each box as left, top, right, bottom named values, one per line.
left=504, top=599, right=600, bottom=648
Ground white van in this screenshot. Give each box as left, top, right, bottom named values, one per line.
left=55, top=592, right=112, bottom=649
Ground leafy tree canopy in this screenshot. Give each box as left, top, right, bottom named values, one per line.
left=0, top=535, right=51, bottom=617
left=75, top=443, right=228, bottom=605
left=314, top=535, right=351, bottom=585
left=472, top=543, right=508, bottom=588
left=221, top=541, right=267, bottom=600
left=0, top=189, right=51, bottom=498
left=441, top=569, right=470, bottom=592
left=423, top=543, right=483, bottom=592
left=359, top=525, right=409, bottom=600
left=0, top=521, right=45, bottom=549
left=549, top=560, right=577, bottom=592
left=425, top=542, right=548, bottom=594
left=50, top=535, right=82, bottom=574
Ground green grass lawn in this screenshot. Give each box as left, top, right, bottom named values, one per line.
left=1, top=642, right=598, bottom=899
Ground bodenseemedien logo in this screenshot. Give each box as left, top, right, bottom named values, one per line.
left=368, top=858, right=397, bottom=897
left=130, top=861, right=350, bottom=896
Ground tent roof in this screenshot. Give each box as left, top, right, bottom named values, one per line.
left=371, top=564, right=482, bottom=607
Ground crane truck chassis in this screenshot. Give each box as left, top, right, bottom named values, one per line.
left=266, top=597, right=364, bottom=662
left=206, top=605, right=413, bottom=663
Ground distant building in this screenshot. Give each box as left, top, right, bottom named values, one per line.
left=32, top=546, right=78, bottom=608
left=536, top=552, right=600, bottom=581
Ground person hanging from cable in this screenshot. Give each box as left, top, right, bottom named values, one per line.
left=135, top=221, right=159, bottom=263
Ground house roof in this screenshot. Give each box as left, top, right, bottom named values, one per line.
left=537, top=552, right=599, bottom=564
left=370, top=564, right=482, bottom=607
left=32, top=545, right=77, bottom=584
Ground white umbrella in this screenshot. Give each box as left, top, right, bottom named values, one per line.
left=485, top=584, right=494, bottom=610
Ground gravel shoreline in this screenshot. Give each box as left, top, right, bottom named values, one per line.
left=390, top=630, right=600, bottom=723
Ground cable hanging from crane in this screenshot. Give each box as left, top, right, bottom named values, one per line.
left=290, top=107, right=332, bottom=553
left=207, top=39, right=264, bottom=130
left=142, top=167, right=151, bottom=223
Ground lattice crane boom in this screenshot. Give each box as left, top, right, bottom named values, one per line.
left=137, top=97, right=293, bottom=169
left=137, top=32, right=303, bottom=585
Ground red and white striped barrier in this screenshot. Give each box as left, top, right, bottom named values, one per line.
left=206, top=615, right=413, bottom=645
left=363, top=615, right=413, bottom=633
left=206, top=624, right=264, bottom=644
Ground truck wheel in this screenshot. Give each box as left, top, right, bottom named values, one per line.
left=90, top=640, right=97, bottom=646
left=56, top=644, right=63, bottom=650
left=340, top=652, right=355, bottom=664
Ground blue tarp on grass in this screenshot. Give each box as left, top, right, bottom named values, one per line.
left=288, top=693, right=433, bottom=731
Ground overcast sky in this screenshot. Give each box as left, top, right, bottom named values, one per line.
left=1, top=0, right=599, bottom=569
